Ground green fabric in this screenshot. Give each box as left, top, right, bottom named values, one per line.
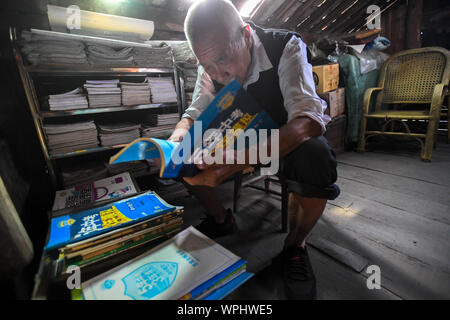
left=337, top=54, right=380, bottom=144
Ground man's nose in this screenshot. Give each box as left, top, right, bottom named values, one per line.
left=214, top=66, right=231, bottom=84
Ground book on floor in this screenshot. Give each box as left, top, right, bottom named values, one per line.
left=71, top=226, right=253, bottom=300
left=52, top=172, right=138, bottom=211
left=45, top=191, right=182, bottom=251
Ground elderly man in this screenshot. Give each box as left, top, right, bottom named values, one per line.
left=168, top=0, right=340, bottom=300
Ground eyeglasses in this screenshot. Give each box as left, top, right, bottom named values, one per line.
left=201, top=25, right=249, bottom=72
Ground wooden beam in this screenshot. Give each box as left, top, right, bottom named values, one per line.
left=308, top=0, right=356, bottom=33
left=269, top=0, right=298, bottom=27
left=284, top=0, right=318, bottom=30
left=405, top=0, right=423, bottom=49
left=326, top=0, right=377, bottom=35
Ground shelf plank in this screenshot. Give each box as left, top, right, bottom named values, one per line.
left=50, top=144, right=126, bottom=160
left=40, top=103, right=178, bottom=118
left=26, top=65, right=174, bottom=75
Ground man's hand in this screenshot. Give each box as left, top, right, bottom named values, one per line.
left=168, top=117, right=194, bottom=142
left=184, top=163, right=251, bottom=187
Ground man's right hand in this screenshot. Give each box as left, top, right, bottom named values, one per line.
left=168, top=117, right=194, bottom=142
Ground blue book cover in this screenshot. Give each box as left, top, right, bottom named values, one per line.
left=45, top=191, right=178, bottom=251
left=109, top=80, right=278, bottom=178
left=181, top=259, right=247, bottom=300
left=202, top=272, right=254, bottom=300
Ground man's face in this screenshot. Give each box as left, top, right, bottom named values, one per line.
left=193, top=26, right=252, bottom=86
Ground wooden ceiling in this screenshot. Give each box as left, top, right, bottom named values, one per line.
left=144, top=0, right=401, bottom=37
left=39, top=0, right=409, bottom=40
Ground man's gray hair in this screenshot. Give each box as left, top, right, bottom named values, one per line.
left=184, top=0, right=245, bottom=50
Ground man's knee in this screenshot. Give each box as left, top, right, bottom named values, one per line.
left=285, top=136, right=337, bottom=184
left=281, top=136, right=340, bottom=200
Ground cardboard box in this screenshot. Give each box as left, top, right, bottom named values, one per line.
left=319, top=87, right=345, bottom=119
left=324, top=114, right=346, bottom=153
left=312, top=63, right=339, bottom=93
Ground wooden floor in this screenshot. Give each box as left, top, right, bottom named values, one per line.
left=172, top=137, right=450, bottom=300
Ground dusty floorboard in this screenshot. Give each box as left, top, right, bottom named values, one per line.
left=173, top=138, right=450, bottom=300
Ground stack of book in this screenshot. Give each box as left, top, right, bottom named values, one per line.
left=84, top=80, right=122, bottom=108
left=86, top=45, right=134, bottom=67
left=71, top=226, right=253, bottom=300
left=44, top=120, right=99, bottom=156
left=106, top=160, right=160, bottom=178
left=133, top=46, right=173, bottom=68
left=143, top=176, right=189, bottom=203
left=47, top=88, right=88, bottom=111
left=140, top=113, right=179, bottom=139
left=97, top=122, right=141, bottom=147
left=46, top=191, right=184, bottom=278
left=146, top=77, right=178, bottom=103
left=61, top=162, right=108, bottom=189
left=52, top=172, right=138, bottom=211
left=120, top=81, right=151, bottom=106
left=20, top=30, right=87, bottom=66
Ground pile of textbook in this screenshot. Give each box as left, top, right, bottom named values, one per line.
left=46, top=191, right=184, bottom=278
left=51, top=172, right=138, bottom=211
left=71, top=226, right=253, bottom=300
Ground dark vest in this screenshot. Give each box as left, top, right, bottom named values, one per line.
left=213, top=22, right=308, bottom=127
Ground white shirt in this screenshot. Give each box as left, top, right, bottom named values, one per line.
left=182, top=28, right=330, bottom=133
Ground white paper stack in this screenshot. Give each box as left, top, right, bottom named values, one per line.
left=20, top=31, right=87, bottom=65
left=97, top=122, right=141, bottom=147
left=120, top=81, right=151, bottom=106
left=61, top=162, right=108, bottom=189
left=140, top=113, right=179, bottom=139
left=48, top=88, right=88, bottom=111
left=146, top=77, right=178, bottom=103
left=52, top=172, right=138, bottom=211
left=157, top=113, right=179, bottom=126
left=84, top=79, right=122, bottom=108
left=133, top=46, right=173, bottom=68
left=44, top=120, right=99, bottom=156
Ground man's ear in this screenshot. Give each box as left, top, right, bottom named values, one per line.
left=243, top=24, right=252, bottom=48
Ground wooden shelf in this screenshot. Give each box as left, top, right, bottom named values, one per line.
left=26, top=65, right=175, bottom=76
left=50, top=144, right=126, bottom=160
left=40, top=102, right=178, bottom=118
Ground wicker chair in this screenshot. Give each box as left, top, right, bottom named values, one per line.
left=357, top=47, right=450, bottom=161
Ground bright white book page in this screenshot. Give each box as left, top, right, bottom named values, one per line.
left=81, top=226, right=240, bottom=300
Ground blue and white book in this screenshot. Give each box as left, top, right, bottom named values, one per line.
left=45, top=191, right=179, bottom=251
left=202, top=272, right=254, bottom=300
left=109, top=80, right=278, bottom=178
left=79, top=226, right=241, bottom=300
left=180, top=259, right=247, bottom=300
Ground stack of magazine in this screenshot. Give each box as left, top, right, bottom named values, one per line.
left=120, top=81, right=151, bottom=106
left=147, top=77, right=178, bottom=103
left=46, top=191, right=184, bottom=278
left=141, top=113, right=179, bottom=139
left=61, top=162, right=108, bottom=189
left=44, top=120, right=99, bottom=156
left=71, top=226, right=253, bottom=300
left=84, top=79, right=122, bottom=108
left=52, top=172, right=138, bottom=211
left=97, top=122, right=141, bottom=147
left=47, top=88, right=88, bottom=111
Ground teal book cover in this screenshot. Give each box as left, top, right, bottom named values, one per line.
left=79, top=226, right=241, bottom=300
left=109, top=80, right=278, bottom=178
left=45, top=191, right=178, bottom=251
left=203, top=272, right=254, bottom=300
